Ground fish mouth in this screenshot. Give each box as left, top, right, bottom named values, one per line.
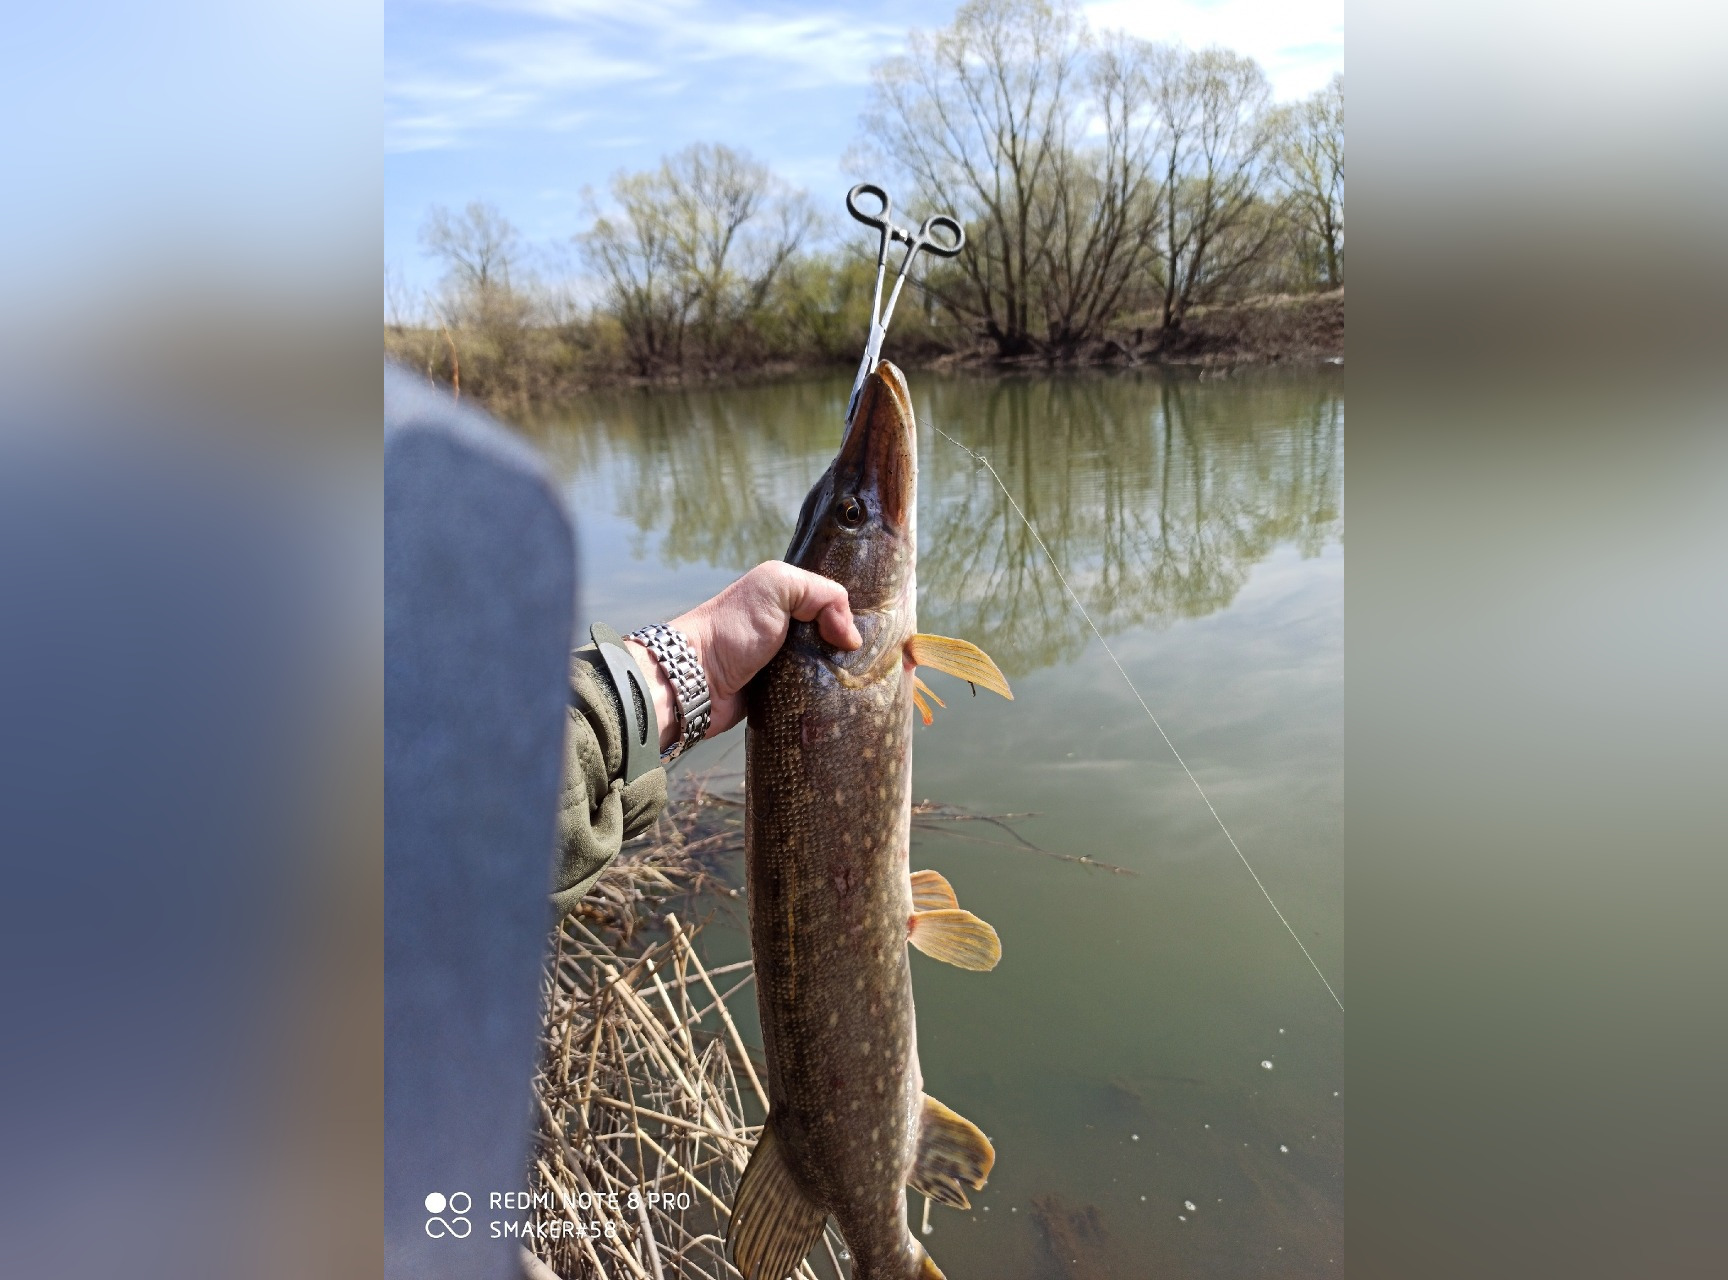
left=838, top=362, right=916, bottom=534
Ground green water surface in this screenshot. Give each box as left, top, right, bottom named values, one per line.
left=531, top=366, right=1344, bottom=1278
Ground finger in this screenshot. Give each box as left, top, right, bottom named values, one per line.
left=775, top=565, right=861, bottom=649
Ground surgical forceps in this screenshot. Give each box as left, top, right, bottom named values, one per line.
left=843, top=182, right=965, bottom=429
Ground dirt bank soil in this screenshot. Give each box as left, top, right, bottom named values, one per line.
left=946, top=289, right=1344, bottom=373
left=388, top=289, right=1343, bottom=410
left=1156, top=288, right=1344, bottom=365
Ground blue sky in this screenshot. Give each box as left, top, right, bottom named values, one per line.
left=385, top=0, right=1343, bottom=297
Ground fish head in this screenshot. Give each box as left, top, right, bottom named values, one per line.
left=785, top=362, right=917, bottom=635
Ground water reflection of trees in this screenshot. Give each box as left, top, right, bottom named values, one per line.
left=536, top=378, right=847, bottom=567
left=540, top=372, right=1342, bottom=676
left=918, top=375, right=1343, bottom=671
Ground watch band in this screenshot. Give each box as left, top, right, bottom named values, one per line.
left=626, top=622, right=712, bottom=761
left=586, top=622, right=659, bottom=784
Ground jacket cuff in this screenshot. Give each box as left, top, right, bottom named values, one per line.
left=550, top=641, right=669, bottom=911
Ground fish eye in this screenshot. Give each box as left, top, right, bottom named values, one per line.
left=836, top=496, right=866, bottom=528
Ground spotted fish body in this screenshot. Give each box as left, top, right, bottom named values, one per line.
left=731, top=364, right=1011, bottom=1280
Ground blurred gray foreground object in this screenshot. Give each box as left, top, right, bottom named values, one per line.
left=385, top=365, right=576, bottom=1278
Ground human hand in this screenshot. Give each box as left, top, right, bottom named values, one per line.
left=623, top=561, right=861, bottom=750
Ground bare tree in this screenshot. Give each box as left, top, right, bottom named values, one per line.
left=1273, top=73, right=1344, bottom=288
left=419, top=201, right=523, bottom=296
left=416, top=200, right=541, bottom=397
left=580, top=143, right=815, bottom=373
left=1037, top=33, right=1166, bottom=350
left=1144, top=46, right=1280, bottom=333
left=581, top=172, right=688, bottom=373
left=862, top=0, right=1087, bottom=356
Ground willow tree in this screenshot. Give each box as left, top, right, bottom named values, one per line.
left=860, top=0, right=1087, bottom=356
left=1274, top=73, right=1345, bottom=288
left=418, top=200, right=538, bottom=394
left=864, top=3, right=1269, bottom=356
left=581, top=143, right=815, bottom=373
left=1036, top=32, right=1166, bottom=351
left=1145, top=46, right=1281, bottom=333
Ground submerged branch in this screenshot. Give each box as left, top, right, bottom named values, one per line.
left=913, top=799, right=1137, bottom=875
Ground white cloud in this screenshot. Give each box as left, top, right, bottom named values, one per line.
left=388, top=1, right=907, bottom=149
left=390, top=0, right=1341, bottom=151
left=386, top=71, right=547, bottom=150
left=1083, top=0, right=1342, bottom=100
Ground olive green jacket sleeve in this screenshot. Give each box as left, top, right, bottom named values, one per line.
left=551, top=644, right=668, bottom=914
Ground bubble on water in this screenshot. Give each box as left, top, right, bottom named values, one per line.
left=839, top=1252, right=849, bottom=1261
left=1261, top=1060, right=1274, bottom=1070
left=1178, top=1215, right=1187, bottom=1222
left=1203, top=1123, right=1209, bottom=1129
left=1131, top=1133, right=1139, bottom=1141
left=1140, top=1196, right=1146, bottom=1201
left=1184, top=1201, right=1197, bottom=1212
left=983, top=1206, right=990, bottom=1212
left=1280, top=1144, right=1289, bottom=1153
left=1279, top=1028, right=1285, bottom=1034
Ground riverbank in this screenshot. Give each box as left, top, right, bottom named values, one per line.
left=385, top=289, right=1342, bottom=409
left=1083, top=288, right=1344, bottom=369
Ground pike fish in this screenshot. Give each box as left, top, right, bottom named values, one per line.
left=730, top=362, right=1013, bottom=1280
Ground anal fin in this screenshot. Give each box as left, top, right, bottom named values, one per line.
left=910, top=869, right=958, bottom=912
left=908, top=908, right=1001, bottom=971
left=907, top=634, right=1013, bottom=700
left=908, top=1094, right=996, bottom=1211
left=728, top=1121, right=826, bottom=1280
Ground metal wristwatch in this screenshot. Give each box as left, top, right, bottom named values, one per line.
left=626, top=622, right=712, bottom=761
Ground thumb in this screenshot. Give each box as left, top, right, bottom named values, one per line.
left=777, top=565, right=861, bottom=651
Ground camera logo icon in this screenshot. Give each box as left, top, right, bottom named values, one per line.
left=424, top=1191, right=472, bottom=1238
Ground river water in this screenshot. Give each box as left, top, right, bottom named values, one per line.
left=530, top=366, right=1344, bottom=1278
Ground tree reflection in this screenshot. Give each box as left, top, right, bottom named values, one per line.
left=915, top=374, right=1343, bottom=671
left=537, top=371, right=1342, bottom=676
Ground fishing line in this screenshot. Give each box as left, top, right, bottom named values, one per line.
left=929, top=423, right=1345, bottom=1016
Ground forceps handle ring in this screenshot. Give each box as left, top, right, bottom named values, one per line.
left=846, top=183, right=894, bottom=267
left=900, top=214, right=965, bottom=258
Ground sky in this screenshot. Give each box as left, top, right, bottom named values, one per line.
left=385, top=0, right=1344, bottom=298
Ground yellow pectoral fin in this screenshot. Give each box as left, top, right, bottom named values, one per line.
left=908, top=908, right=1002, bottom=971
left=910, top=869, right=959, bottom=912
left=907, top=634, right=1013, bottom=700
